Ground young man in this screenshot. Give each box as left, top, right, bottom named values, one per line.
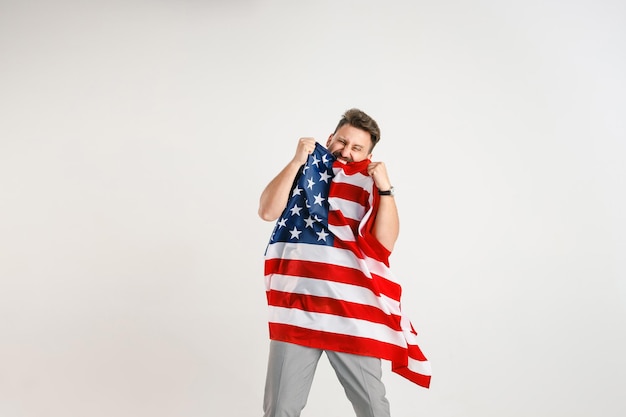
left=259, top=109, right=429, bottom=417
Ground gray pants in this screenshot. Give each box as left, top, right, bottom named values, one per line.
left=263, top=340, right=391, bottom=417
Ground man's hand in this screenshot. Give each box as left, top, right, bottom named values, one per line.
left=368, top=161, right=399, bottom=251
left=367, top=161, right=392, bottom=191
left=292, top=137, right=317, bottom=166
left=259, top=137, right=317, bottom=221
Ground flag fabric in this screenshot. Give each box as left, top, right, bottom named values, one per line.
left=264, top=143, right=431, bottom=388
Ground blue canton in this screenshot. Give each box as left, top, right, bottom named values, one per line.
left=270, top=143, right=336, bottom=246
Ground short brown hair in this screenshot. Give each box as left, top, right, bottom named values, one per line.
left=334, top=108, right=381, bottom=151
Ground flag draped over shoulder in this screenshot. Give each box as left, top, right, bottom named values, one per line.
left=264, top=143, right=431, bottom=388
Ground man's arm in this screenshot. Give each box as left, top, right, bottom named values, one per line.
left=367, top=161, right=400, bottom=252
left=258, top=138, right=316, bottom=222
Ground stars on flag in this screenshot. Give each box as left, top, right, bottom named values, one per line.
left=313, top=193, right=325, bottom=206
left=319, top=170, right=331, bottom=183
left=290, top=204, right=303, bottom=216
left=304, top=216, right=316, bottom=228
left=270, top=143, right=336, bottom=246
left=316, top=229, right=329, bottom=241
left=289, top=227, right=302, bottom=239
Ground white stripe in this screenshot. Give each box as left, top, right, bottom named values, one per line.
left=363, top=255, right=398, bottom=283
left=265, top=242, right=399, bottom=284
left=357, top=197, right=375, bottom=235
left=332, top=170, right=372, bottom=189
left=328, top=197, right=366, bottom=220
left=401, top=317, right=418, bottom=342
left=328, top=223, right=356, bottom=242
left=268, top=306, right=407, bottom=347
left=267, top=274, right=401, bottom=315
left=407, top=356, right=432, bottom=376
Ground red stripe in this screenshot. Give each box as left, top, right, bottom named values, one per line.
left=329, top=181, right=371, bottom=205
left=406, top=343, right=428, bottom=361
left=328, top=210, right=360, bottom=232
left=269, top=323, right=430, bottom=388
left=264, top=258, right=402, bottom=300
left=333, top=159, right=369, bottom=176
left=270, top=322, right=405, bottom=362
left=267, top=290, right=403, bottom=330
left=371, top=273, right=402, bottom=300
left=392, top=365, right=432, bottom=388
left=331, top=238, right=364, bottom=255
left=265, top=258, right=374, bottom=291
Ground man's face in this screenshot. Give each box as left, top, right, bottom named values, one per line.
left=326, top=124, right=373, bottom=163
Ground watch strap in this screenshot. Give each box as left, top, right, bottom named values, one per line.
left=378, top=186, right=395, bottom=196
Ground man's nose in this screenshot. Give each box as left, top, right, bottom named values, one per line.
left=340, top=147, right=350, bottom=157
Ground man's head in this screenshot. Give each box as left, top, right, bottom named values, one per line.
left=326, top=108, right=381, bottom=163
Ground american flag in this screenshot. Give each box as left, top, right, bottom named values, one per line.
left=264, top=143, right=431, bottom=388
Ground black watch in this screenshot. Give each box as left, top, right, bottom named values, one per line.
left=378, top=186, right=395, bottom=196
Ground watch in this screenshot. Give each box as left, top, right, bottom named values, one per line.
left=378, top=186, right=395, bottom=196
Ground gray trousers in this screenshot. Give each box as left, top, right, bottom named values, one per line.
left=263, top=340, right=391, bottom=417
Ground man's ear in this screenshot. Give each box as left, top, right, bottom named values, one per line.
left=326, top=134, right=333, bottom=147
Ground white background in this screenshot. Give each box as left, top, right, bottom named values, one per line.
left=1, top=1, right=625, bottom=416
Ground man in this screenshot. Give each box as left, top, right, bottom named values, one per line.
left=259, top=109, right=430, bottom=417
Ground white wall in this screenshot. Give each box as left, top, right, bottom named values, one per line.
left=1, top=1, right=624, bottom=416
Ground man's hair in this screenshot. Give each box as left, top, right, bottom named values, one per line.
left=334, top=108, right=381, bottom=151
